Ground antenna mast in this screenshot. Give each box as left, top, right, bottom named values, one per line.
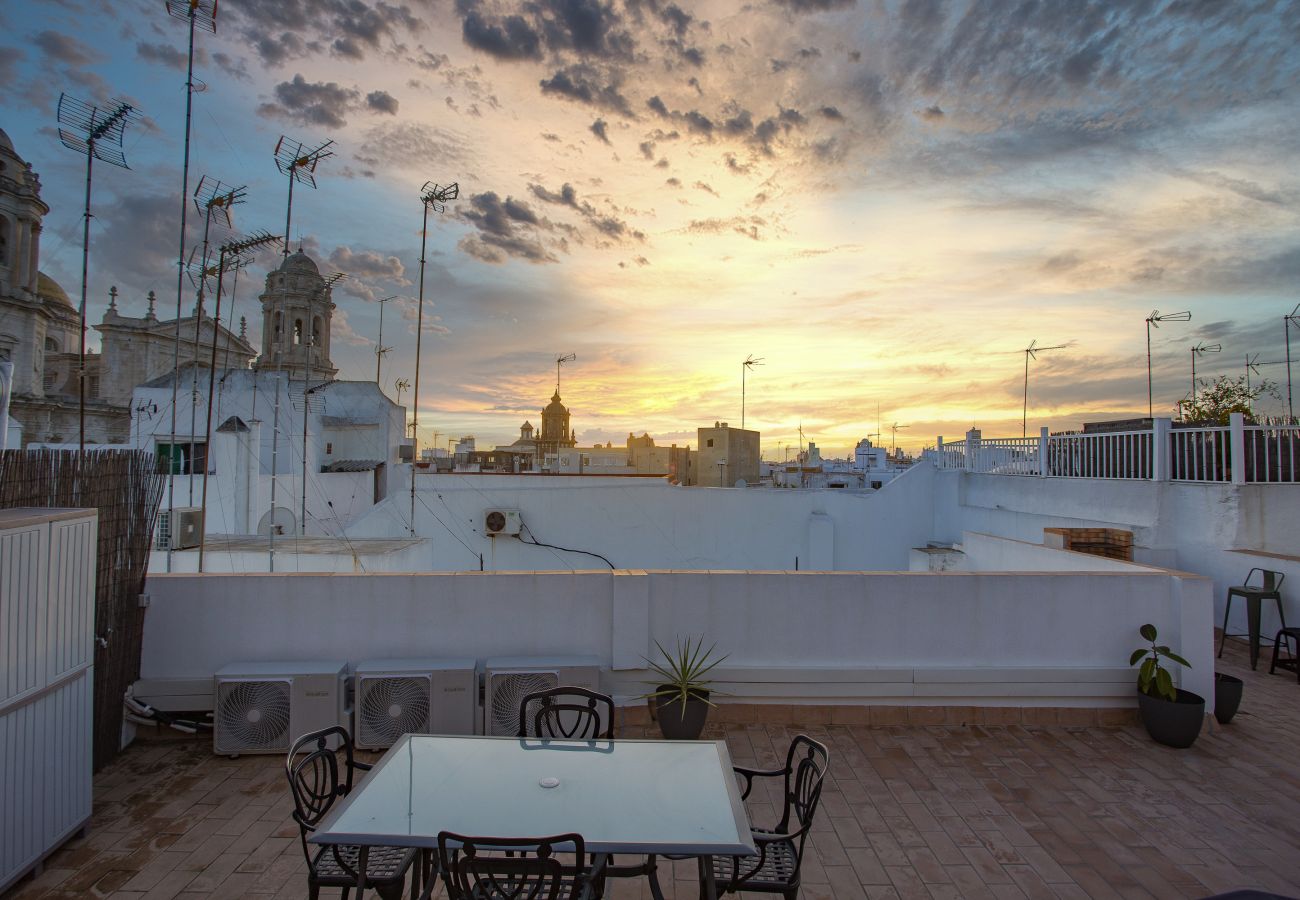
left=1018, top=339, right=1068, bottom=437
left=56, top=94, right=140, bottom=458
left=273, top=136, right=334, bottom=256
left=1145, top=309, right=1191, bottom=418
left=556, top=353, right=576, bottom=393
left=375, top=295, right=398, bottom=386
left=741, top=354, right=764, bottom=430
left=1189, top=342, right=1221, bottom=407
left=1286, top=304, right=1299, bottom=422
left=411, top=180, right=459, bottom=535
left=197, top=230, right=280, bottom=571
left=163, top=0, right=217, bottom=573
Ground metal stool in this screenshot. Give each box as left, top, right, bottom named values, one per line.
left=1270, top=627, right=1300, bottom=683
left=1219, top=569, right=1287, bottom=670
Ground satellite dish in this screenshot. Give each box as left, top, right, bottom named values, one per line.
left=734, top=479, right=747, bottom=488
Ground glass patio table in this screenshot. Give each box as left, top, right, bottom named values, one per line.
left=310, top=733, right=756, bottom=899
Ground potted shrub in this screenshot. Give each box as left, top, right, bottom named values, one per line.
left=643, top=636, right=726, bottom=740
left=1213, top=672, right=1243, bottom=725
left=1130, top=623, right=1205, bottom=748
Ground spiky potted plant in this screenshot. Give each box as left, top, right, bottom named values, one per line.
left=643, top=636, right=727, bottom=740
left=1130, top=623, right=1204, bottom=748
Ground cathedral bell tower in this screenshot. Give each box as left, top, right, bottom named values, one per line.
left=253, top=249, right=337, bottom=379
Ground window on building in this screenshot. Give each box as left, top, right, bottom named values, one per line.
left=706, top=439, right=714, bottom=448
left=312, top=316, right=322, bottom=344
left=325, top=442, right=333, bottom=455
left=0, top=216, right=9, bottom=268
left=45, top=337, right=58, bottom=352
left=294, top=319, right=303, bottom=345
left=273, top=312, right=282, bottom=340
left=155, top=441, right=209, bottom=475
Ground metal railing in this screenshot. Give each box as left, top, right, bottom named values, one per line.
left=932, top=416, right=1298, bottom=485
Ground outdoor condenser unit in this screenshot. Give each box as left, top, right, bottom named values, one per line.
left=213, top=661, right=349, bottom=756
left=353, top=658, right=478, bottom=750
left=481, top=655, right=602, bottom=736
left=483, top=509, right=522, bottom=536
left=157, top=506, right=203, bottom=550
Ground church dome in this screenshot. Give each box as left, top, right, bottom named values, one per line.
left=0, top=128, right=15, bottom=157
left=278, top=249, right=321, bottom=276
left=37, top=271, right=73, bottom=308
left=544, top=391, right=567, bottom=414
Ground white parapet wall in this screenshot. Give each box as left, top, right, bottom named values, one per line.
left=139, top=565, right=1214, bottom=712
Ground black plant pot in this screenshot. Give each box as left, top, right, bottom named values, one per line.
left=1137, top=688, right=1205, bottom=748
left=655, top=686, right=710, bottom=740
left=1214, top=673, right=1243, bottom=725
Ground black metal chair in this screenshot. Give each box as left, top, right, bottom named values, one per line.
left=436, top=831, right=606, bottom=900
left=517, top=686, right=615, bottom=740
left=286, top=725, right=419, bottom=900
left=1270, top=627, right=1300, bottom=683
left=704, top=734, right=830, bottom=900
left=1219, top=568, right=1288, bottom=670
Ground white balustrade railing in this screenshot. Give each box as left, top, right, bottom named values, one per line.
left=1169, top=426, right=1231, bottom=483
left=1047, top=430, right=1152, bottom=480
left=1243, top=424, right=1300, bottom=484
left=933, top=416, right=1298, bottom=484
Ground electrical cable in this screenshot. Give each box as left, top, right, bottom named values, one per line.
left=516, top=520, right=615, bottom=570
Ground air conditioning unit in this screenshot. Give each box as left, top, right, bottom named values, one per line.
left=481, top=655, right=602, bottom=736
left=156, top=506, right=203, bottom=550
left=483, top=509, right=522, bottom=536
left=213, top=661, right=349, bottom=756
left=354, top=658, right=477, bottom=750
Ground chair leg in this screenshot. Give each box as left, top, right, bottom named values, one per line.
left=784, top=890, right=798, bottom=900
left=1218, top=593, right=1232, bottom=658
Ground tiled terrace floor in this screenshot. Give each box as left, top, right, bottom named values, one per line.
left=6, top=639, right=1300, bottom=900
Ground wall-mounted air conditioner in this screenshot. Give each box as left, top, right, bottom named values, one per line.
left=481, top=655, right=602, bottom=736
left=156, top=506, right=203, bottom=550
left=353, top=658, right=477, bottom=749
left=484, top=509, right=522, bottom=536
left=213, top=661, right=349, bottom=756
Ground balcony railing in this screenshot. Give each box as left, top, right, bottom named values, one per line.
left=932, top=416, right=1299, bottom=485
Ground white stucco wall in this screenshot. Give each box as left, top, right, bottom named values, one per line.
left=138, top=566, right=1213, bottom=709
left=342, top=463, right=937, bottom=573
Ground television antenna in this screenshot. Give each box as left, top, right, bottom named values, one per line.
left=375, top=296, right=398, bottom=385
left=273, top=135, right=334, bottom=256
left=741, top=354, right=764, bottom=430
left=411, top=180, right=459, bottom=534
left=56, top=93, right=141, bottom=456
left=889, top=422, right=909, bottom=457
left=556, top=353, right=576, bottom=393
left=163, top=0, right=218, bottom=573
left=1189, top=342, right=1221, bottom=403
left=1285, top=304, right=1300, bottom=421
left=198, top=230, right=280, bottom=572
left=1017, top=339, right=1068, bottom=437
left=1145, top=309, right=1191, bottom=418
left=395, top=378, right=411, bottom=406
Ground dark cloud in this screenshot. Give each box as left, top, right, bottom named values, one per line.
left=456, top=191, right=558, bottom=264
left=258, top=75, right=361, bottom=129
left=460, top=7, right=544, bottom=60
left=228, top=0, right=422, bottom=66
left=356, top=121, right=469, bottom=170
left=33, top=30, right=100, bottom=66
left=212, top=52, right=251, bottom=82
left=638, top=140, right=655, bottom=159
left=772, top=0, right=856, bottom=11
left=693, top=181, right=718, bottom=196
left=589, top=118, right=611, bottom=144
left=686, top=216, right=767, bottom=240
left=0, top=47, right=24, bottom=88
left=539, top=64, right=632, bottom=115
left=135, top=42, right=191, bottom=71
left=366, top=90, right=400, bottom=115
left=328, top=246, right=406, bottom=281
left=528, top=181, right=645, bottom=243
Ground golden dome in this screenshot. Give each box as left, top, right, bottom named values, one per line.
left=37, top=271, right=74, bottom=308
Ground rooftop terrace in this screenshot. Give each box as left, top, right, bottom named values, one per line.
left=6, top=640, right=1297, bottom=900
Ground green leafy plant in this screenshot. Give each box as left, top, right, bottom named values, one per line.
left=1179, top=374, right=1279, bottom=425
left=1130, top=623, right=1191, bottom=701
left=642, top=636, right=727, bottom=713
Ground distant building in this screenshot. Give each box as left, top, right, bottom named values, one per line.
left=697, top=421, right=760, bottom=487
left=0, top=128, right=253, bottom=446
left=537, top=390, right=577, bottom=462
left=626, top=432, right=694, bottom=483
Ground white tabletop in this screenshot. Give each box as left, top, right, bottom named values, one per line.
left=311, top=734, right=756, bottom=856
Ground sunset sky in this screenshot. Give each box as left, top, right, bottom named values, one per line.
left=2, top=0, right=1297, bottom=456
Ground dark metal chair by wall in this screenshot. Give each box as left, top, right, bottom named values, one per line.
left=517, top=686, right=616, bottom=740
left=705, top=733, right=830, bottom=900
left=436, top=831, right=606, bottom=900
left=1219, top=568, right=1288, bottom=670
left=285, top=725, right=418, bottom=900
